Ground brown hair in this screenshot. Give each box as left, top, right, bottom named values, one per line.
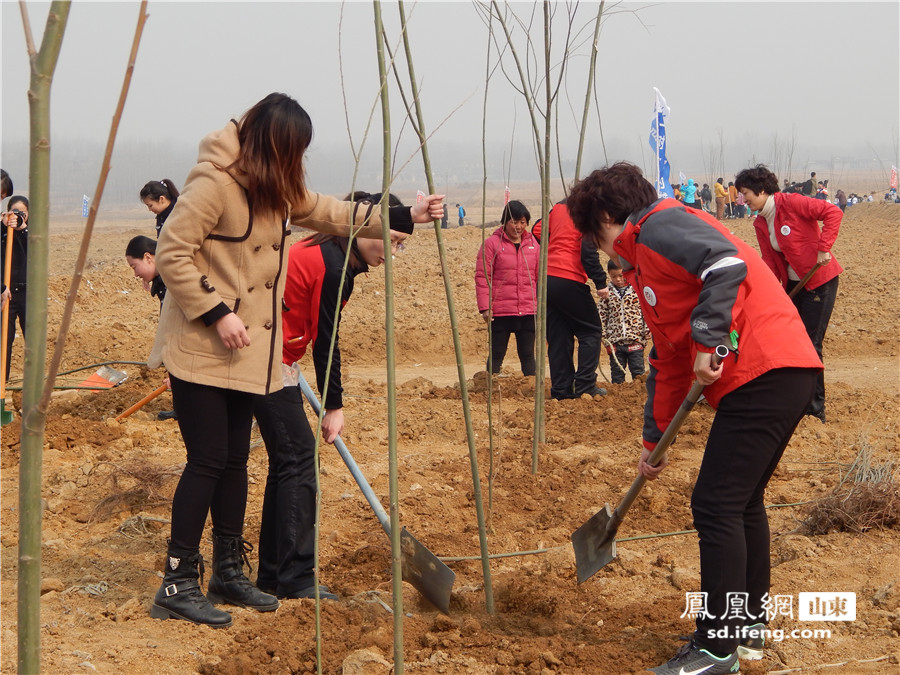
left=230, top=93, right=312, bottom=215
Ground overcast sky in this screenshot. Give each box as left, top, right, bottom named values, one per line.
left=1, top=1, right=898, bottom=207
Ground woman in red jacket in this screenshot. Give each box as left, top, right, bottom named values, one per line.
left=474, top=200, right=539, bottom=375
left=735, top=164, right=842, bottom=423
left=252, top=193, right=412, bottom=601
left=568, top=162, right=821, bottom=675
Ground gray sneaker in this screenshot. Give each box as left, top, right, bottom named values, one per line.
left=647, top=640, right=739, bottom=674
left=736, top=623, right=765, bottom=660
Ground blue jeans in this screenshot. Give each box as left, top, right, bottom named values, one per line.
left=608, top=344, right=645, bottom=383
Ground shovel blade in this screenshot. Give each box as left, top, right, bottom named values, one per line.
left=571, top=504, right=618, bottom=584
left=399, top=527, right=455, bottom=614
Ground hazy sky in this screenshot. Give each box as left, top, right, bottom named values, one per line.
left=1, top=1, right=898, bottom=206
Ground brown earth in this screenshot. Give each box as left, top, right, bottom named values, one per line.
left=1, top=202, right=898, bottom=674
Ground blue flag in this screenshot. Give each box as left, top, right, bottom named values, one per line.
left=649, top=88, right=674, bottom=199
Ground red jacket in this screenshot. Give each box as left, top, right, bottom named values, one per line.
left=532, top=202, right=607, bottom=288
left=752, top=192, right=842, bottom=290
left=614, top=199, right=822, bottom=450
left=474, top=226, right=539, bottom=316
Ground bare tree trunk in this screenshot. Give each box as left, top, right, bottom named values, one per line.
left=16, top=3, right=70, bottom=672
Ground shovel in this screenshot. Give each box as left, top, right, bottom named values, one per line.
left=572, top=345, right=729, bottom=583
left=296, top=372, right=456, bottom=614
left=787, top=260, right=826, bottom=299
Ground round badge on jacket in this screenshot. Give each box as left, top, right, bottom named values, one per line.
left=643, top=286, right=658, bottom=306
left=780, top=225, right=791, bottom=236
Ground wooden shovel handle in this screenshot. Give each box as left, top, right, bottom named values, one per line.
left=115, top=383, right=168, bottom=421
left=788, top=261, right=826, bottom=299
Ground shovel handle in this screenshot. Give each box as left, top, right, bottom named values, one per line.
left=115, top=384, right=167, bottom=421
left=787, top=261, right=826, bottom=299
left=296, top=372, right=392, bottom=536
left=616, top=345, right=729, bottom=520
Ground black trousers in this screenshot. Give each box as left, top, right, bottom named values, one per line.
left=252, top=384, right=318, bottom=596
left=787, top=275, right=838, bottom=417
left=692, top=367, right=817, bottom=655
left=168, top=375, right=256, bottom=549
left=546, top=276, right=602, bottom=398
left=3, top=288, right=25, bottom=381
left=488, top=314, right=536, bottom=376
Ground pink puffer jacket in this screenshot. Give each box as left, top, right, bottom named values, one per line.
left=474, top=226, right=539, bottom=316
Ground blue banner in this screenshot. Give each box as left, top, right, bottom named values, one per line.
left=649, top=88, right=674, bottom=199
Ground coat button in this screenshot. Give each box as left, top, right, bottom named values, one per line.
left=254, top=245, right=262, bottom=252
left=272, top=243, right=281, bottom=251
left=247, top=286, right=254, bottom=293
left=263, top=321, right=273, bottom=330
left=265, top=280, right=274, bottom=289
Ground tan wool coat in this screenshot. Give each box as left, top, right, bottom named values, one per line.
left=148, top=121, right=387, bottom=395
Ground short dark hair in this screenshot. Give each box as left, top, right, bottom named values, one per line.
left=734, top=164, right=781, bottom=195
left=7, top=195, right=29, bottom=211
left=500, top=199, right=530, bottom=225
left=606, top=258, right=622, bottom=272
left=567, top=162, right=658, bottom=236
left=125, top=235, right=157, bottom=259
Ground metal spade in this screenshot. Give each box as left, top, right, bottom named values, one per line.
left=297, top=373, right=456, bottom=614
left=572, top=345, right=729, bottom=583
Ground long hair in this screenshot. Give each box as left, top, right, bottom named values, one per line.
left=231, top=92, right=312, bottom=215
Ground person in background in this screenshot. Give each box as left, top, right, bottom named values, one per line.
left=146, top=92, right=444, bottom=628
left=726, top=181, right=738, bottom=218
left=700, top=183, right=713, bottom=214
left=474, top=199, right=539, bottom=376
left=139, top=178, right=180, bottom=238
left=125, top=235, right=167, bottom=307
left=835, top=188, right=848, bottom=212
left=567, top=161, right=821, bottom=675
left=596, top=258, right=650, bottom=384
left=0, top=169, right=12, bottom=310
left=441, top=203, right=449, bottom=229
left=714, top=177, right=727, bottom=219
left=125, top=235, right=176, bottom=420
left=736, top=164, right=842, bottom=423
left=253, top=191, right=412, bottom=602
left=457, top=202, right=466, bottom=227
left=532, top=201, right=608, bottom=399
left=681, top=178, right=699, bottom=210
left=2, top=195, right=28, bottom=381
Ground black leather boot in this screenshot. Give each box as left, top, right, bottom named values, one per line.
left=150, top=541, right=232, bottom=628
left=207, top=534, right=279, bottom=612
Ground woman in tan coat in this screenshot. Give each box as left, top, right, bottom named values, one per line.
left=148, top=92, right=443, bottom=627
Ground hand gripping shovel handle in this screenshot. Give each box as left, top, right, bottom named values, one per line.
left=787, top=260, right=826, bottom=299
left=612, top=344, right=730, bottom=525
left=295, top=371, right=456, bottom=613
left=296, top=373, right=392, bottom=533
left=572, top=345, right=729, bottom=583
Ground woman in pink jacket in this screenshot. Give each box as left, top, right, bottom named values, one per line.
left=474, top=200, right=539, bottom=375
left=736, top=164, right=843, bottom=423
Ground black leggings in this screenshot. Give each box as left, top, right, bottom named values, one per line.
left=169, top=375, right=256, bottom=549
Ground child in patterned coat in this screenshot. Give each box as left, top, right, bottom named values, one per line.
left=597, top=258, right=650, bottom=383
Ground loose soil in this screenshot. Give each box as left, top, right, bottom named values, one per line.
left=1, top=203, right=898, bottom=674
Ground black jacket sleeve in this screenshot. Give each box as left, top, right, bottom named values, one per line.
left=580, top=235, right=607, bottom=290
left=312, top=264, right=346, bottom=410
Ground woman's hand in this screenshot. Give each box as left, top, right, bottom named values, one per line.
left=596, top=286, right=610, bottom=299
left=816, top=250, right=832, bottom=265
left=638, top=446, right=668, bottom=480
left=3, top=211, right=27, bottom=231
left=215, top=312, right=251, bottom=350
left=321, top=408, right=344, bottom=444
left=481, top=309, right=491, bottom=323
left=411, top=194, right=446, bottom=223
left=693, top=350, right=723, bottom=386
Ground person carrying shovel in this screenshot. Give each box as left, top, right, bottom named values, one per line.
left=735, top=164, right=843, bottom=424
left=567, top=162, right=822, bottom=675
